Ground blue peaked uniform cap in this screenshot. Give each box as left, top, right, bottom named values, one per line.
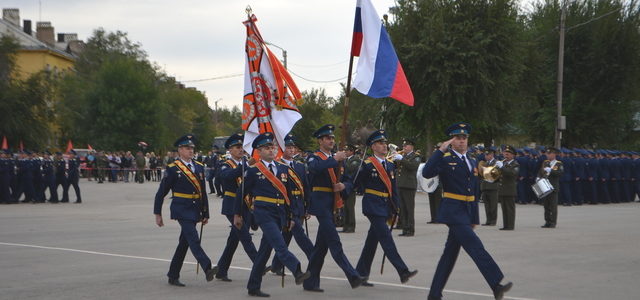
left=366, top=129, right=388, bottom=146
left=284, top=133, right=297, bottom=146
left=445, top=122, right=472, bottom=136
left=313, top=124, right=335, bottom=138
left=174, top=134, right=197, bottom=148
left=224, top=133, right=244, bottom=149
left=252, top=132, right=274, bottom=149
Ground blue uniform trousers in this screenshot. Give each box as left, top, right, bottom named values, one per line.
left=15, top=176, right=35, bottom=202
left=634, top=181, right=640, bottom=201
left=247, top=207, right=301, bottom=291
left=0, top=173, right=11, bottom=203
left=429, top=224, right=503, bottom=299
left=560, top=182, right=572, bottom=205
left=271, top=218, right=313, bottom=272
left=572, top=180, right=584, bottom=205
left=356, top=215, right=409, bottom=278
left=44, top=175, right=58, bottom=202
left=609, top=180, right=621, bottom=203
left=598, top=181, right=611, bottom=203
left=216, top=214, right=257, bottom=277
left=303, top=215, right=360, bottom=289
left=621, top=181, right=631, bottom=202
left=516, top=179, right=527, bottom=204
left=62, top=176, right=81, bottom=202
left=584, top=180, right=598, bottom=204
left=167, top=220, right=212, bottom=280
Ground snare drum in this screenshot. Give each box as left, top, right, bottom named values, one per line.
left=531, top=178, right=554, bottom=199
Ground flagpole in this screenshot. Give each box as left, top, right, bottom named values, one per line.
left=342, top=55, right=355, bottom=148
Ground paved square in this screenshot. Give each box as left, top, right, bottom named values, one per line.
left=1, top=180, right=638, bottom=299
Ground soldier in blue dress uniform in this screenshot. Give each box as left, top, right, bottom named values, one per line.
left=153, top=134, right=218, bottom=287
left=15, top=150, right=35, bottom=203
left=62, top=150, right=82, bottom=203
left=303, top=124, right=364, bottom=292
left=270, top=133, right=314, bottom=276
left=422, top=122, right=512, bottom=300
left=353, top=130, right=418, bottom=287
left=0, top=150, right=14, bottom=204
left=42, top=151, right=58, bottom=203
left=214, top=133, right=258, bottom=282
left=232, top=132, right=311, bottom=297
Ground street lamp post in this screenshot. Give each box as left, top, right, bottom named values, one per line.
left=265, top=41, right=287, bottom=69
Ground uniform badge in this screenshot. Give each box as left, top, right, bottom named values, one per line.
left=280, top=173, right=287, bottom=182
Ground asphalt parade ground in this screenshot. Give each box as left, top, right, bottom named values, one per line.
left=1, top=180, right=639, bottom=300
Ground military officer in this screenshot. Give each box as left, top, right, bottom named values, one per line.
left=42, top=151, right=58, bottom=203
left=342, top=143, right=361, bottom=233
left=303, top=124, right=364, bottom=292
left=595, top=150, right=609, bottom=204
left=422, top=122, right=512, bottom=300
left=515, top=149, right=529, bottom=204
left=232, top=132, right=311, bottom=297
left=215, top=133, right=258, bottom=282
left=354, top=130, right=418, bottom=286
left=497, top=146, right=519, bottom=230
left=62, top=150, right=81, bottom=203
left=571, top=149, right=585, bottom=205
left=31, top=151, right=45, bottom=203
left=153, top=134, right=218, bottom=286
left=0, top=150, right=14, bottom=204
left=270, top=133, right=314, bottom=275
left=15, top=150, right=35, bottom=203
left=394, top=138, right=421, bottom=236
left=538, top=147, right=563, bottom=228
left=479, top=147, right=499, bottom=226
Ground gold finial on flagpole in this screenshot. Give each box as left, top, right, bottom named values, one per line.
left=246, top=5, right=253, bottom=17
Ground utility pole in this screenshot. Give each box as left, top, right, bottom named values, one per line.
left=265, top=41, right=287, bottom=69
left=555, top=1, right=567, bottom=148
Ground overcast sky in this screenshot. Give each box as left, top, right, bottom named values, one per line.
left=3, top=0, right=534, bottom=110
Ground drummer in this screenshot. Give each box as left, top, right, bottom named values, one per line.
left=537, top=147, right=564, bottom=228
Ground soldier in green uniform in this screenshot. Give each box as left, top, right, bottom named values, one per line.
left=394, top=138, right=421, bottom=237
left=479, top=148, right=499, bottom=226
left=95, top=151, right=109, bottom=184
left=342, top=144, right=361, bottom=233
left=538, top=147, right=563, bottom=228
left=497, top=146, right=519, bottom=230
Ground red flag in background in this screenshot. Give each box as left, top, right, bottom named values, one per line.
left=1, top=136, right=7, bottom=150
left=66, top=140, right=74, bottom=153
left=88, top=144, right=94, bottom=151
left=241, top=13, right=303, bottom=158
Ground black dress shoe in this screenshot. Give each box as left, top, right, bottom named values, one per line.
left=427, top=221, right=436, bottom=224
left=248, top=289, right=270, bottom=297
left=493, top=281, right=513, bottom=300
left=205, top=266, right=219, bottom=282
left=304, top=287, right=324, bottom=292
left=404, top=232, right=415, bottom=237
left=361, top=280, right=374, bottom=287
left=427, top=295, right=442, bottom=300
left=400, top=269, right=418, bottom=283
left=294, top=270, right=311, bottom=285
left=215, top=273, right=232, bottom=282
left=262, top=266, right=272, bottom=276
left=541, top=224, right=550, bottom=228
left=348, top=276, right=363, bottom=288
left=168, top=278, right=186, bottom=287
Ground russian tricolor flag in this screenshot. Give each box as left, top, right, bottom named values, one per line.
left=351, top=0, right=414, bottom=106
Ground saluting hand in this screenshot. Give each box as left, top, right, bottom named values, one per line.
left=439, top=137, right=455, bottom=153
left=155, top=214, right=164, bottom=227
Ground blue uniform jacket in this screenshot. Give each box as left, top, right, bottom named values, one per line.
left=632, top=159, right=640, bottom=180
left=559, top=157, right=574, bottom=182
left=621, top=158, right=632, bottom=180
left=610, top=158, right=621, bottom=180
left=154, top=160, right=210, bottom=222
left=278, top=158, right=310, bottom=217
left=354, top=156, right=399, bottom=218
left=516, top=156, right=529, bottom=178
left=306, top=151, right=353, bottom=217
left=422, top=149, right=480, bottom=225
left=233, top=162, right=301, bottom=219
left=573, top=157, right=585, bottom=180
left=218, top=159, right=245, bottom=215
left=597, top=158, right=608, bottom=180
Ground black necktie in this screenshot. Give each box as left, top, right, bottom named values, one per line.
left=382, top=160, right=387, bottom=171
left=269, top=164, right=275, bottom=175
left=461, top=155, right=469, bottom=171
left=187, top=163, right=193, bottom=172
left=290, top=162, right=294, bottom=168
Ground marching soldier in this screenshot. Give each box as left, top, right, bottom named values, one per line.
left=42, top=151, right=58, bottom=203
left=354, top=130, right=418, bottom=286
left=62, top=150, right=81, bottom=203
left=215, top=133, right=258, bottom=282
left=270, top=133, right=314, bottom=275
left=497, top=146, right=519, bottom=230
left=153, top=134, right=218, bottom=287
left=479, top=147, right=499, bottom=226
left=15, top=150, right=35, bottom=203
left=422, top=122, right=512, bottom=300
left=538, top=147, right=563, bottom=228
left=303, top=124, right=364, bottom=292
left=394, top=138, right=421, bottom=237
left=0, top=150, right=13, bottom=204
left=232, top=132, right=311, bottom=297
left=342, top=144, right=360, bottom=233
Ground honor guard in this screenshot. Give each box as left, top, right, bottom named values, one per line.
left=394, top=138, right=422, bottom=236
left=497, top=146, right=519, bottom=230
left=422, top=122, right=512, bottom=300
left=538, top=147, right=563, bottom=228
left=303, top=124, right=364, bottom=292
left=342, top=143, right=361, bottom=233
left=354, top=130, right=418, bottom=286
left=270, top=133, right=314, bottom=276
left=214, top=133, right=258, bottom=282
left=232, top=132, right=311, bottom=297
left=153, top=134, right=218, bottom=287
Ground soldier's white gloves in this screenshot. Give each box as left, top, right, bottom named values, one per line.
left=393, top=154, right=403, bottom=161
left=544, top=167, right=552, bottom=173
left=495, top=161, right=503, bottom=168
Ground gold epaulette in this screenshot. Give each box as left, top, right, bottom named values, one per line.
left=443, top=152, right=452, bottom=157
left=167, top=163, right=176, bottom=167
left=364, top=158, right=372, bottom=164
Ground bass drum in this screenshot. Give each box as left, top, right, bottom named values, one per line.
left=417, top=163, right=439, bottom=193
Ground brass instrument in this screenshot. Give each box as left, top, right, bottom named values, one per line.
left=478, top=160, right=502, bottom=183
left=386, top=143, right=405, bottom=160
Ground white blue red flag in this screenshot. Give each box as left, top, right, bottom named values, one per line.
left=241, top=14, right=303, bottom=157
left=351, top=0, right=414, bottom=106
